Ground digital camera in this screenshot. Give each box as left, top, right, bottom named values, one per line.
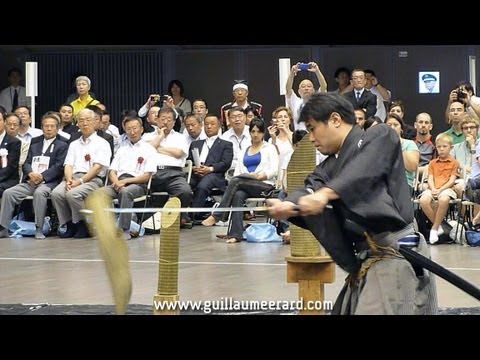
left=298, top=63, right=310, bottom=71
left=456, top=88, right=467, bottom=103
left=150, top=95, right=160, bottom=102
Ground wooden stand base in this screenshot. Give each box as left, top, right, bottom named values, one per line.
left=286, top=256, right=335, bottom=315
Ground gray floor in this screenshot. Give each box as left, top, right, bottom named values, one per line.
left=1, top=222, right=480, bottom=313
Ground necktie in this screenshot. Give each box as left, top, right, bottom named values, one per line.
left=12, top=89, right=18, bottom=110
left=356, top=91, right=361, bottom=101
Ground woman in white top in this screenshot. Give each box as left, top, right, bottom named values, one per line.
left=268, top=106, right=294, bottom=189
left=202, top=118, right=279, bottom=243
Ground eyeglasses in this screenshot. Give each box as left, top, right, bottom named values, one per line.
left=462, top=126, right=478, bottom=131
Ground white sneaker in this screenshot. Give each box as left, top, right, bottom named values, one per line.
left=429, top=229, right=439, bottom=244
left=437, top=226, right=444, bottom=236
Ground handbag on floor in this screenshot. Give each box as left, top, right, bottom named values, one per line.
left=9, top=217, right=51, bottom=238
left=243, top=223, right=281, bottom=243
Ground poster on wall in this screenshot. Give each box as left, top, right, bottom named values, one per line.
left=419, top=71, right=440, bottom=94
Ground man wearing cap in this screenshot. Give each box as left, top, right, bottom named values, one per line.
left=220, top=81, right=262, bottom=132
left=422, top=74, right=438, bottom=93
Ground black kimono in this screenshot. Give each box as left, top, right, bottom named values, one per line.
left=286, top=124, right=437, bottom=314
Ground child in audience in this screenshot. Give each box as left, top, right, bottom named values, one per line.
left=419, top=133, right=460, bottom=244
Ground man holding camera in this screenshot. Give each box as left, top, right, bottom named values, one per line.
left=444, top=81, right=480, bottom=122
left=285, top=61, right=328, bottom=131
left=138, top=94, right=182, bottom=132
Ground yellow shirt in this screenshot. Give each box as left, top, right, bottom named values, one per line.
left=70, top=95, right=99, bottom=120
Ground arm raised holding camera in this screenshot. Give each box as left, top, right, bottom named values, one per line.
left=138, top=93, right=161, bottom=117
left=307, top=62, right=328, bottom=93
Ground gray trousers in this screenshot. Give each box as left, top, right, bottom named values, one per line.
left=51, top=174, right=103, bottom=225
left=0, top=183, right=52, bottom=229
left=333, top=233, right=438, bottom=315
left=102, top=184, right=146, bottom=230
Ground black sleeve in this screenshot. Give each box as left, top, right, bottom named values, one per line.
left=212, top=141, right=233, bottom=173
left=0, top=139, right=20, bottom=182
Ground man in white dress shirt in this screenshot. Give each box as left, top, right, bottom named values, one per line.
left=101, top=116, right=157, bottom=240
left=144, top=107, right=192, bottom=226
left=51, top=108, right=112, bottom=238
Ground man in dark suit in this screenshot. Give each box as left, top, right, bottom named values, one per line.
left=0, top=114, right=68, bottom=239
left=344, top=69, right=377, bottom=118
left=188, top=114, right=233, bottom=221
left=0, top=113, right=21, bottom=198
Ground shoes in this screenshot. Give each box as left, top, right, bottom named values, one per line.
left=123, top=230, right=131, bottom=241
left=216, top=234, right=228, bottom=239
left=73, top=220, right=92, bottom=238
left=243, top=212, right=255, bottom=221
left=225, top=237, right=241, bottom=244
left=429, top=227, right=443, bottom=244
left=59, top=221, right=77, bottom=238
left=0, top=228, right=8, bottom=238
left=35, top=229, right=46, bottom=239
left=180, top=218, right=193, bottom=229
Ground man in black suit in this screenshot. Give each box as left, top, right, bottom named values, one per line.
left=0, top=113, right=21, bottom=198
left=344, top=69, right=377, bottom=118
left=188, top=114, right=233, bottom=221
left=0, top=114, right=68, bottom=238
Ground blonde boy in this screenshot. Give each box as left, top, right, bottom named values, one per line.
left=419, top=133, right=460, bottom=244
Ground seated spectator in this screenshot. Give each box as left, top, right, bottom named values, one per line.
left=4, top=113, right=30, bottom=179
left=388, top=100, right=415, bottom=140
left=220, top=106, right=252, bottom=179
left=183, top=113, right=206, bottom=146
left=99, top=111, right=120, bottom=153
left=144, top=108, right=192, bottom=227
left=58, top=104, right=79, bottom=140
left=386, top=113, right=419, bottom=193
left=363, top=116, right=380, bottom=131
left=0, top=113, right=68, bottom=239
left=450, top=114, right=479, bottom=197
left=419, top=134, right=460, bottom=244
left=51, top=108, right=112, bottom=238
left=202, top=118, right=279, bottom=243
left=188, top=114, right=233, bottom=222
left=354, top=107, right=366, bottom=128
left=100, top=116, right=157, bottom=240
left=0, top=113, right=21, bottom=197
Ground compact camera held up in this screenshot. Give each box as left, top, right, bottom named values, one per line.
left=455, top=88, right=467, bottom=103
left=150, top=95, right=168, bottom=102
left=297, top=63, right=311, bottom=71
